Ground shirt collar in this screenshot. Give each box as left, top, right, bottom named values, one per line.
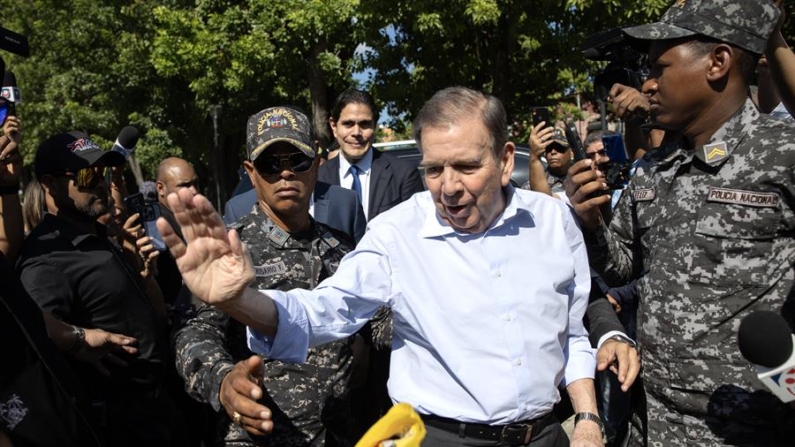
left=42, top=213, right=108, bottom=247
left=419, top=184, right=526, bottom=238
left=339, top=146, right=374, bottom=175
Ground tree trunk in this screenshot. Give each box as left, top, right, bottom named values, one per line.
left=307, top=42, right=331, bottom=151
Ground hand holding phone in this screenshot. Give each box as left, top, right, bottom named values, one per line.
left=124, top=192, right=167, bottom=251
left=530, top=107, right=552, bottom=128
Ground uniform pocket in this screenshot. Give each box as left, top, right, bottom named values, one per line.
left=687, top=202, right=779, bottom=286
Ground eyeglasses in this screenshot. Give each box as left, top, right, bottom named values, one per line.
left=545, top=145, right=569, bottom=154
left=63, top=166, right=111, bottom=189
left=254, top=152, right=314, bottom=176
left=585, top=149, right=607, bottom=160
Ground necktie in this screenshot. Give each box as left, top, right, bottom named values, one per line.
left=349, top=164, right=362, bottom=203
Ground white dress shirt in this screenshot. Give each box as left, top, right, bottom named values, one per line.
left=338, top=148, right=373, bottom=220
left=248, top=187, right=595, bottom=424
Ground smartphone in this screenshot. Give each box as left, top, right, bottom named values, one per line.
left=602, top=134, right=628, bottom=163
left=563, top=122, right=587, bottom=162
left=124, top=192, right=167, bottom=251
left=530, top=107, right=551, bottom=127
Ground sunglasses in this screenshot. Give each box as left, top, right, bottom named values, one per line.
left=585, top=149, right=607, bottom=160
left=63, top=166, right=112, bottom=189
left=544, top=145, right=569, bottom=154
left=254, top=152, right=314, bottom=176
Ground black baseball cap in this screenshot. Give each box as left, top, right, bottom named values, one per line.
left=34, top=131, right=125, bottom=179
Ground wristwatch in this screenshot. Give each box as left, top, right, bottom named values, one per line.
left=575, top=412, right=605, bottom=438
left=608, top=333, right=637, bottom=349
left=67, top=325, right=86, bottom=354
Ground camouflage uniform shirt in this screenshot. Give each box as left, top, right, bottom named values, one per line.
left=174, top=206, right=356, bottom=447
left=586, top=99, right=795, bottom=446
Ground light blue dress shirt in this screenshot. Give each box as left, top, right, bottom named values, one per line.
left=248, top=187, right=595, bottom=424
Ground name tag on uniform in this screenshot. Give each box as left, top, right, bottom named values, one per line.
left=632, top=188, right=656, bottom=202
left=254, top=261, right=287, bottom=277
left=706, top=187, right=780, bottom=208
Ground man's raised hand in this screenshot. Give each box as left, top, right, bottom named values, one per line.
left=156, top=189, right=254, bottom=306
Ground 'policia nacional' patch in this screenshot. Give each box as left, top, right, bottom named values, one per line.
left=254, top=261, right=287, bottom=277
left=632, top=188, right=656, bottom=202
left=706, top=187, right=780, bottom=208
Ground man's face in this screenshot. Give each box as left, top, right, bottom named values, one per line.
left=330, top=102, right=375, bottom=163
left=420, top=117, right=514, bottom=234
left=585, top=140, right=610, bottom=166
left=244, top=143, right=317, bottom=219
left=157, top=164, right=199, bottom=208
left=545, top=144, right=572, bottom=171
left=47, top=166, right=111, bottom=220
left=644, top=39, right=711, bottom=131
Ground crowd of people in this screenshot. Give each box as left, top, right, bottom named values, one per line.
left=3, top=1, right=795, bottom=447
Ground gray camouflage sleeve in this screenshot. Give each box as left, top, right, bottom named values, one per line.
left=173, top=300, right=235, bottom=411
left=584, top=188, right=636, bottom=286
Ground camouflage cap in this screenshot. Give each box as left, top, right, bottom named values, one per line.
left=550, top=128, right=570, bottom=149
left=622, top=0, right=781, bottom=55
left=246, top=106, right=315, bottom=161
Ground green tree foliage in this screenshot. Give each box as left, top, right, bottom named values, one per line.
left=1, top=0, right=793, bottom=201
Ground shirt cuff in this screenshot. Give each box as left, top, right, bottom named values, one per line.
left=596, top=330, right=632, bottom=349
left=562, top=337, right=597, bottom=386
left=246, top=290, right=310, bottom=364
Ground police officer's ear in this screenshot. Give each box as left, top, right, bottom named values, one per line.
left=706, top=43, right=734, bottom=83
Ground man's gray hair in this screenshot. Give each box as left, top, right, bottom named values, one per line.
left=412, top=87, right=508, bottom=160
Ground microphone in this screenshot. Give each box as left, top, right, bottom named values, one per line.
left=738, top=310, right=795, bottom=402
left=2, top=70, right=21, bottom=116
left=111, top=125, right=140, bottom=159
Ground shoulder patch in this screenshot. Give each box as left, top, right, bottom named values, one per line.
left=706, top=187, right=780, bottom=208
left=632, top=188, right=656, bottom=202
left=703, top=141, right=729, bottom=166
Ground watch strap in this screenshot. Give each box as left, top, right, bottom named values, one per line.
left=67, top=325, right=86, bottom=354
left=574, top=412, right=605, bottom=437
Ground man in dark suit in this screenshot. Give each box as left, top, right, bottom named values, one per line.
left=320, top=89, right=424, bottom=221
left=223, top=178, right=366, bottom=243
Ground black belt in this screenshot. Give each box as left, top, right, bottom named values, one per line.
left=421, top=412, right=556, bottom=445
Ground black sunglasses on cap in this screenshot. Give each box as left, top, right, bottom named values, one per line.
left=254, top=151, right=314, bottom=176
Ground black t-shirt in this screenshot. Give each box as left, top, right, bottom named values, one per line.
left=0, top=260, right=101, bottom=446
left=17, top=214, right=166, bottom=394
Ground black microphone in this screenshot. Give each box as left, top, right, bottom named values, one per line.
left=2, top=70, right=21, bottom=116
left=737, top=310, right=795, bottom=402
left=111, top=126, right=140, bottom=159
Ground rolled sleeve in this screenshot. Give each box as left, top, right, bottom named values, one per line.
left=247, top=290, right=311, bottom=363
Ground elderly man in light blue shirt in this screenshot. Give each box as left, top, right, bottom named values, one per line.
left=159, top=87, right=617, bottom=447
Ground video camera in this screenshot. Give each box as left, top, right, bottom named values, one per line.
left=582, top=28, right=648, bottom=105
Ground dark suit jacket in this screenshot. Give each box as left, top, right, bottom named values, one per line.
left=223, top=181, right=367, bottom=243
left=318, top=149, right=425, bottom=220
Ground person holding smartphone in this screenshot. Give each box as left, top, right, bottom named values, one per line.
left=522, top=116, right=574, bottom=199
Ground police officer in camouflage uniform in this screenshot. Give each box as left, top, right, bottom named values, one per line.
left=173, top=106, right=357, bottom=447
left=567, top=1, right=795, bottom=445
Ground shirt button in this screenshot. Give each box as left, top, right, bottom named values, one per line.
left=503, top=314, right=512, bottom=322
left=515, top=359, right=522, bottom=366
left=496, top=270, right=502, bottom=278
